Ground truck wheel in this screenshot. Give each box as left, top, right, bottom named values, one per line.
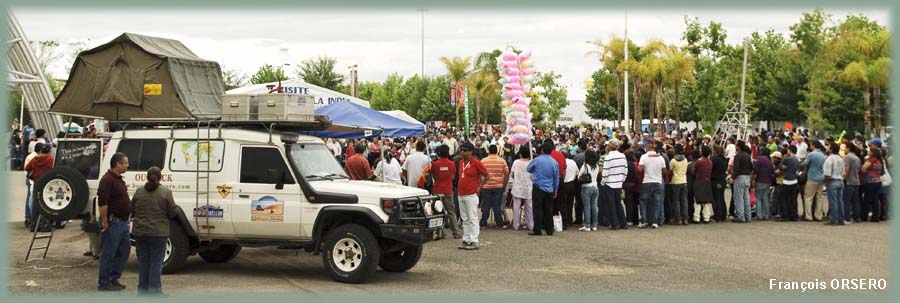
left=199, top=244, right=241, bottom=263
left=379, top=244, right=423, bottom=272
left=162, top=220, right=190, bottom=274
left=322, top=224, right=381, bottom=284
left=33, top=167, right=89, bottom=222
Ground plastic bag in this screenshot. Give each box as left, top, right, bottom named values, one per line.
left=553, top=215, right=563, bottom=232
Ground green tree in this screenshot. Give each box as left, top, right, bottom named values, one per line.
left=418, top=76, right=455, bottom=122
left=296, top=56, right=345, bottom=91
left=584, top=68, right=618, bottom=120
left=250, top=64, right=286, bottom=84
left=369, top=73, right=406, bottom=111
left=222, top=68, right=248, bottom=91
left=356, top=82, right=381, bottom=101
left=790, top=9, right=832, bottom=133
left=534, top=71, right=568, bottom=126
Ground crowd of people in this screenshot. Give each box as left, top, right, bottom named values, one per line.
left=331, top=124, right=892, bottom=250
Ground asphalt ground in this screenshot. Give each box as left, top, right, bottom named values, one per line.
left=6, top=171, right=890, bottom=295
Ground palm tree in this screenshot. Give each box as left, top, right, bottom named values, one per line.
left=639, top=40, right=668, bottom=134
left=666, top=45, right=697, bottom=130
left=472, top=50, right=503, bottom=126
left=619, top=49, right=646, bottom=133
left=440, top=56, right=472, bottom=127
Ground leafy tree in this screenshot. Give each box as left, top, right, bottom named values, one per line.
left=356, top=82, right=381, bottom=101
left=418, top=76, right=454, bottom=122
left=222, top=68, right=248, bottom=91
left=369, top=73, right=405, bottom=110
left=296, top=56, right=345, bottom=91
left=534, top=71, right=568, bottom=126
left=584, top=68, right=618, bottom=120
left=250, top=64, right=286, bottom=84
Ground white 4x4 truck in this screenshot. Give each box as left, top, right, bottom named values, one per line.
left=32, top=125, right=445, bottom=284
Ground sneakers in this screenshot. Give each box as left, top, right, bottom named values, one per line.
left=98, top=284, right=124, bottom=292
left=578, top=226, right=590, bottom=231
left=464, top=242, right=480, bottom=250
left=637, top=223, right=648, bottom=229
left=591, top=227, right=598, bottom=231
left=651, top=224, right=659, bottom=229
left=458, top=241, right=472, bottom=249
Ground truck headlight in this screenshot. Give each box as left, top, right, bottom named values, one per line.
left=433, top=200, right=444, bottom=213
left=423, top=201, right=433, bottom=216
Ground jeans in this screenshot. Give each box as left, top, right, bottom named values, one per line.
left=479, top=189, right=504, bottom=227
left=862, top=183, right=882, bottom=221
left=25, top=178, right=32, bottom=222
left=135, top=236, right=167, bottom=294
left=658, top=185, right=666, bottom=225
left=457, top=194, right=480, bottom=243
left=98, top=217, right=132, bottom=288
left=826, top=180, right=845, bottom=223
left=671, top=183, right=688, bottom=221
left=755, top=183, right=771, bottom=220
left=639, top=183, right=664, bottom=226
left=844, top=185, right=861, bottom=222
left=712, top=179, right=727, bottom=222
left=733, top=175, right=751, bottom=222
left=532, top=186, right=555, bottom=235
left=580, top=185, right=599, bottom=228
left=604, top=186, right=626, bottom=227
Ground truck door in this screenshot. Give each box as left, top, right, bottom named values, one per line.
left=231, top=146, right=302, bottom=238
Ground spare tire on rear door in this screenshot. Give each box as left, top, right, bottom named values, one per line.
left=33, top=167, right=90, bottom=221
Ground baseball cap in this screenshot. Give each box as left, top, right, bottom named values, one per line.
left=870, top=138, right=883, bottom=147
left=772, top=151, right=783, bottom=159
left=459, top=142, right=475, bottom=151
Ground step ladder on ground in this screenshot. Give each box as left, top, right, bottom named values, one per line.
left=25, top=214, right=56, bottom=262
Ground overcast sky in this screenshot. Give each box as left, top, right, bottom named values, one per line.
left=13, top=8, right=890, bottom=89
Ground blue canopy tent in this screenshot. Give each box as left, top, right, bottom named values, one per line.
left=306, top=101, right=425, bottom=138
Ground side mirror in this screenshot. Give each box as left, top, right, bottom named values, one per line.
left=268, top=168, right=285, bottom=190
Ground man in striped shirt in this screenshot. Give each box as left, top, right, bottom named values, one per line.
left=602, top=139, right=628, bottom=230
left=479, top=145, right=510, bottom=229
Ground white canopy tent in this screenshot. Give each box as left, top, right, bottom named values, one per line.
left=226, top=78, right=370, bottom=108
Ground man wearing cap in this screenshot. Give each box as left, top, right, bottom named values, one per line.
left=602, top=139, right=628, bottom=229
left=455, top=142, right=488, bottom=250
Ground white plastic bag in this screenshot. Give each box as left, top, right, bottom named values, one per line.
left=881, top=169, right=892, bottom=186
left=553, top=215, right=563, bottom=232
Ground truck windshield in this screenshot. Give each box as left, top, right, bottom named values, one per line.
left=288, top=143, right=348, bottom=180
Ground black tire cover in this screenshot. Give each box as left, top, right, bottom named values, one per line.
left=33, top=167, right=90, bottom=221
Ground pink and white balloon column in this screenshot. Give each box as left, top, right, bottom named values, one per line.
left=499, top=50, right=536, bottom=145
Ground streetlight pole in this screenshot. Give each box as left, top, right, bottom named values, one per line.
left=417, top=8, right=426, bottom=76
left=348, top=64, right=358, bottom=97
left=623, top=11, right=630, bottom=135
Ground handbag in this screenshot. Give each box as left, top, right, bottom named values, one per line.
left=577, top=166, right=592, bottom=185
left=881, top=168, right=892, bottom=186
left=553, top=215, right=563, bottom=232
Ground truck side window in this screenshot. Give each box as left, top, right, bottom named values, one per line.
left=240, top=147, right=295, bottom=184
left=116, top=139, right=167, bottom=171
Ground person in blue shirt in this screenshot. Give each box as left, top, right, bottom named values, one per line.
left=801, top=140, right=827, bottom=221
left=527, top=141, right=559, bottom=236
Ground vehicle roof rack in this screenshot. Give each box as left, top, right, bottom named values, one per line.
left=110, top=115, right=332, bottom=133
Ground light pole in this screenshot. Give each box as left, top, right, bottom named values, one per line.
left=417, top=8, right=426, bottom=76
left=347, top=64, right=358, bottom=97
left=623, top=10, right=630, bottom=135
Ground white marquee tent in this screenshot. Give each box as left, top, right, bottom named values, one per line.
left=226, top=78, right=370, bottom=108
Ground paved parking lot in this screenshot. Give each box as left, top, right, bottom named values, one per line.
left=6, top=172, right=890, bottom=294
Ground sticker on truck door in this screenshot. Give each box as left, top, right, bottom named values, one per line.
left=193, top=205, right=224, bottom=219
left=251, top=196, right=284, bottom=222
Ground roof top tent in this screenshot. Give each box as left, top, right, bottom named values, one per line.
left=50, top=33, right=225, bottom=121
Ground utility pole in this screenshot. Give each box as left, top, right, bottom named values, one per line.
left=417, top=8, right=426, bottom=76
left=740, top=39, right=748, bottom=112
left=623, top=11, right=630, bottom=134
left=348, top=64, right=359, bottom=97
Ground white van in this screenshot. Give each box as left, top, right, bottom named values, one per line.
left=33, top=124, right=446, bottom=284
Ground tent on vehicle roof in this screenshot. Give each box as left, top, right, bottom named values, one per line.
left=50, top=32, right=225, bottom=120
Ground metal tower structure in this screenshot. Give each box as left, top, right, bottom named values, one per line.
left=715, top=40, right=751, bottom=146
left=6, top=11, right=63, bottom=135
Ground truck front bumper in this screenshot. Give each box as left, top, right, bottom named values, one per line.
left=379, top=214, right=445, bottom=245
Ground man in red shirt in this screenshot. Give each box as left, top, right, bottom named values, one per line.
left=345, top=144, right=373, bottom=180
left=545, top=138, right=567, bottom=221
left=429, top=145, right=461, bottom=239
left=456, top=143, right=488, bottom=250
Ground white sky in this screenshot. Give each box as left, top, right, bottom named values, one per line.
left=13, top=8, right=890, bottom=89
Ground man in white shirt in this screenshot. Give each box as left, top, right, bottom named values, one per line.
left=796, top=138, right=809, bottom=160
left=638, top=143, right=668, bottom=229
left=402, top=141, right=432, bottom=188
left=602, top=140, right=628, bottom=230
left=823, top=143, right=845, bottom=225
left=326, top=138, right=342, bottom=157
left=443, top=133, right=458, bottom=156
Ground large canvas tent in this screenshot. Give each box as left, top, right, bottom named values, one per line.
left=227, top=78, right=370, bottom=109
left=307, top=101, right=425, bottom=138
left=50, top=33, right=225, bottom=120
